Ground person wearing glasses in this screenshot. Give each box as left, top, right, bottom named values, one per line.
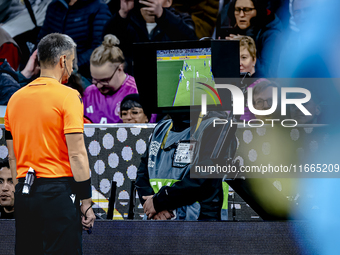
left=226, top=0, right=283, bottom=77
left=120, top=94, right=151, bottom=123
left=83, top=34, right=138, bottom=123
left=252, top=79, right=281, bottom=121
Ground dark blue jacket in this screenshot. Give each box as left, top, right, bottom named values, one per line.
left=0, top=59, right=33, bottom=105
left=38, top=0, right=111, bottom=77
left=0, top=59, right=20, bottom=105
left=233, top=13, right=283, bottom=78
left=103, top=7, right=197, bottom=75
left=253, top=14, right=283, bottom=78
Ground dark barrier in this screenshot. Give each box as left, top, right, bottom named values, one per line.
left=0, top=124, right=330, bottom=220
left=0, top=219, right=318, bottom=254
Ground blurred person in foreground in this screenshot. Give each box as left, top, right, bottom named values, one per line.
left=83, top=34, right=138, bottom=124
left=4, top=33, right=95, bottom=255
left=287, top=1, right=340, bottom=253
left=278, top=0, right=317, bottom=77
left=0, top=158, right=14, bottom=219
left=120, top=94, right=150, bottom=123
left=289, top=92, right=322, bottom=124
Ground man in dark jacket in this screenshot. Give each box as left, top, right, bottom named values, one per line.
left=103, top=0, right=197, bottom=75
left=0, top=50, right=39, bottom=105
left=38, top=0, right=111, bottom=79
left=136, top=112, right=235, bottom=221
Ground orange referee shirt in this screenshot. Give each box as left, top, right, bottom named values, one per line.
left=4, top=77, right=84, bottom=178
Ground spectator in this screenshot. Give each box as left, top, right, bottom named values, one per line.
left=83, top=34, right=138, bottom=124
left=120, top=94, right=150, bottom=123
left=278, top=0, right=316, bottom=77
left=66, top=73, right=93, bottom=123
left=0, top=158, right=14, bottom=219
left=239, top=36, right=268, bottom=121
left=290, top=0, right=314, bottom=30
left=251, top=80, right=281, bottom=121
left=268, top=0, right=290, bottom=29
left=239, top=36, right=256, bottom=76
left=288, top=84, right=323, bottom=124
left=0, top=26, right=21, bottom=71
left=172, top=0, right=220, bottom=39
left=0, top=50, right=40, bottom=105
left=289, top=95, right=321, bottom=124
left=66, top=73, right=84, bottom=97
left=226, top=0, right=283, bottom=77
left=103, top=0, right=197, bottom=75
left=38, top=0, right=111, bottom=80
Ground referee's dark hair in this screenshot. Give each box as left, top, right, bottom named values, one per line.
left=37, top=33, right=76, bottom=69
left=0, top=157, right=10, bottom=169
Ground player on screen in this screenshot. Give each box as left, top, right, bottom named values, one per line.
left=180, top=70, right=186, bottom=79
left=204, top=60, right=206, bottom=67
left=209, top=60, right=211, bottom=67
left=188, top=65, right=192, bottom=71
left=196, top=71, right=199, bottom=78
left=179, top=73, right=182, bottom=83
left=186, top=80, right=190, bottom=91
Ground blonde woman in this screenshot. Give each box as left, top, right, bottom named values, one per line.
left=240, top=36, right=256, bottom=76
left=239, top=36, right=269, bottom=121
left=83, top=34, right=138, bottom=123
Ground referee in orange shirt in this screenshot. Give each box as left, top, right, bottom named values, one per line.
left=4, top=33, right=95, bottom=255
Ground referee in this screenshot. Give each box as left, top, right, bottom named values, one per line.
left=4, top=33, right=95, bottom=255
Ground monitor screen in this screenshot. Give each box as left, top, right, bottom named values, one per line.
left=133, top=40, right=239, bottom=114
left=156, top=47, right=220, bottom=108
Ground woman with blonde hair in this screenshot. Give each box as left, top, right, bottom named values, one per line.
left=239, top=36, right=269, bottom=121
left=239, top=36, right=256, bottom=76
left=83, top=34, right=138, bottom=123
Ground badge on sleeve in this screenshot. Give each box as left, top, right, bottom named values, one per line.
left=173, top=141, right=196, bottom=167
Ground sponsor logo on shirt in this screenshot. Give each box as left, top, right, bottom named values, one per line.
left=87, top=105, right=93, bottom=114
left=115, top=102, right=121, bottom=116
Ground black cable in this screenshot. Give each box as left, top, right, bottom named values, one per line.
left=83, top=204, right=93, bottom=234
left=84, top=204, right=93, bottom=218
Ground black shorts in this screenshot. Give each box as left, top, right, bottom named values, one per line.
left=15, top=177, right=82, bottom=255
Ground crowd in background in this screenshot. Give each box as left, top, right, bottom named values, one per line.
left=0, top=0, right=323, bottom=126
left=3, top=2, right=340, bottom=254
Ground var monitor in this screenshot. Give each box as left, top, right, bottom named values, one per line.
left=133, top=40, right=240, bottom=114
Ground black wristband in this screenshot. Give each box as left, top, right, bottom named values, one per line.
left=5, top=130, right=13, bottom=140
left=75, top=178, right=92, bottom=200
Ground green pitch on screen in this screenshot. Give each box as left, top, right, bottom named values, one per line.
left=157, top=58, right=219, bottom=107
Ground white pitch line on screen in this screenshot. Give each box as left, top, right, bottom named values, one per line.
left=193, top=65, right=196, bottom=105
left=201, top=74, right=208, bottom=83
